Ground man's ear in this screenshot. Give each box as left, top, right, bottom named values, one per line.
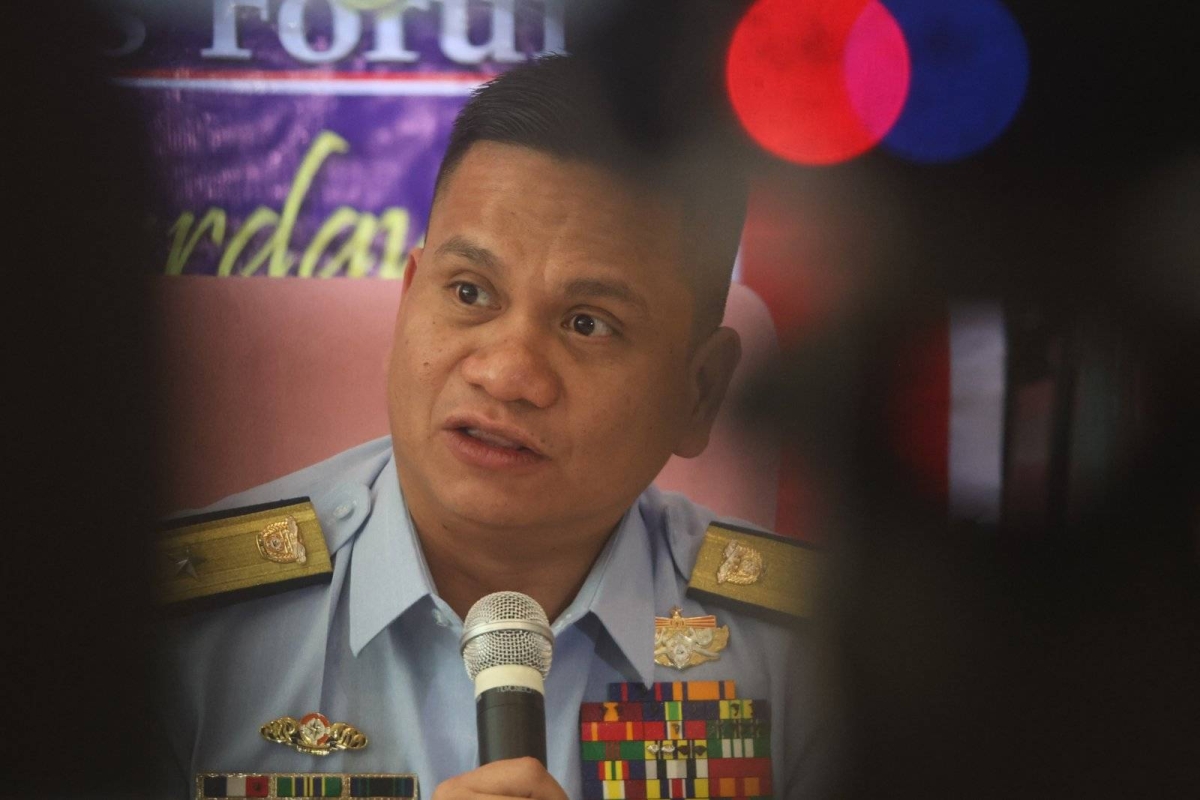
left=391, top=246, right=423, bottom=357
left=399, top=246, right=423, bottom=300
left=674, top=326, right=742, bottom=459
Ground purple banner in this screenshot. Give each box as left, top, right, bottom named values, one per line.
left=109, top=0, right=563, bottom=277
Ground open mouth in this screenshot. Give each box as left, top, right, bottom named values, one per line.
left=458, top=426, right=535, bottom=453
left=442, top=416, right=546, bottom=467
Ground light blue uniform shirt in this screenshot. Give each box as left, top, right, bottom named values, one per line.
left=159, top=437, right=830, bottom=798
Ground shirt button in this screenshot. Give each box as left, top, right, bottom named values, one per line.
left=432, top=610, right=449, bottom=627
left=333, top=503, right=353, bottom=520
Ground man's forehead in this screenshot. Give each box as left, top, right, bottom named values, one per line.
left=428, top=142, right=688, bottom=283
left=436, top=143, right=677, bottom=221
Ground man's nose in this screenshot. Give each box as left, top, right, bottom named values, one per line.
left=460, top=325, right=561, bottom=409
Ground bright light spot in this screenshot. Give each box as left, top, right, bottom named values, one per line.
left=726, top=0, right=911, bottom=166
left=846, top=1, right=913, bottom=141
left=881, top=0, right=1030, bottom=162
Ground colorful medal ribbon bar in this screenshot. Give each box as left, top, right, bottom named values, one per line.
left=606, top=680, right=738, bottom=702
left=196, top=773, right=417, bottom=799
left=579, top=683, right=773, bottom=800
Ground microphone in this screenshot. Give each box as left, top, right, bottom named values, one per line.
left=460, top=591, right=555, bottom=766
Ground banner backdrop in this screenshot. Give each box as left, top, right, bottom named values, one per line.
left=111, top=0, right=563, bottom=278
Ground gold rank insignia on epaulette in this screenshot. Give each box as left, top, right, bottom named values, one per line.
left=687, top=521, right=821, bottom=619
left=154, top=497, right=332, bottom=613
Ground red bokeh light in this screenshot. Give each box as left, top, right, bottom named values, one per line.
left=726, top=0, right=911, bottom=165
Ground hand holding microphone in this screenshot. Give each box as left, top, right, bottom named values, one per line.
left=431, top=591, right=567, bottom=800
left=430, top=758, right=567, bottom=800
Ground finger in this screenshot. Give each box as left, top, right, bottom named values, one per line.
left=431, top=757, right=567, bottom=800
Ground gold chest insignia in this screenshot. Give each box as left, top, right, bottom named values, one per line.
left=716, top=539, right=764, bottom=585
left=261, top=711, right=368, bottom=756
left=256, top=515, right=308, bottom=565
left=654, top=606, right=730, bottom=670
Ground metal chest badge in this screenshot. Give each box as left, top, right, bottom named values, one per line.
left=654, top=607, right=730, bottom=670
left=261, top=712, right=368, bottom=756
left=257, top=515, right=308, bottom=565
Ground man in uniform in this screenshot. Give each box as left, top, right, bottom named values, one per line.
left=159, top=55, right=830, bottom=799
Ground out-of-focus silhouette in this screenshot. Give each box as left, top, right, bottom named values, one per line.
left=3, top=5, right=161, bottom=797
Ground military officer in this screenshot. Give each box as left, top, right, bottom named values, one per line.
left=158, top=55, right=831, bottom=800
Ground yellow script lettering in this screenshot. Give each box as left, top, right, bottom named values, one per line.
left=165, top=210, right=227, bottom=276
left=164, top=129, right=416, bottom=279
left=299, top=206, right=411, bottom=278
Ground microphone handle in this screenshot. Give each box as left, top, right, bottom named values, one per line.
left=476, top=687, right=547, bottom=765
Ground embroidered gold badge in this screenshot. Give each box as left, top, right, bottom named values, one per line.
left=256, top=515, right=307, bottom=565
left=716, top=539, right=764, bottom=585
left=653, top=606, right=730, bottom=670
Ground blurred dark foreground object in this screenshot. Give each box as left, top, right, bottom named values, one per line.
left=636, top=0, right=1200, bottom=790
left=832, top=308, right=1199, bottom=798
left=2, top=5, right=161, bottom=798
left=737, top=291, right=1197, bottom=799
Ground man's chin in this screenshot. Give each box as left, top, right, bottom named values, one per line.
left=440, top=496, right=564, bottom=532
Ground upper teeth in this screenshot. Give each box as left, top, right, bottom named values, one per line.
left=465, top=428, right=524, bottom=450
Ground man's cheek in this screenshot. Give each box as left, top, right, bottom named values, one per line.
left=578, top=398, right=643, bottom=454
left=404, top=328, right=450, bottom=386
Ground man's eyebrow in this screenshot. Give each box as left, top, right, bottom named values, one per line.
left=435, top=237, right=648, bottom=315
left=434, top=235, right=504, bottom=273
left=564, top=277, right=649, bottom=315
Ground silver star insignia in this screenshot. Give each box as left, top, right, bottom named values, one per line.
left=172, top=549, right=206, bottom=579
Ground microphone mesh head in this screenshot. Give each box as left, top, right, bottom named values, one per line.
left=461, top=591, right=554, bottom=680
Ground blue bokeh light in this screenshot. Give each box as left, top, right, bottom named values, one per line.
left=881, top=0, right=1030, bottom=163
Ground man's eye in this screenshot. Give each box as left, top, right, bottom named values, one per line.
left=568, top=313, right=615, bottom=338
left=453, top=282, right=493, bottom=307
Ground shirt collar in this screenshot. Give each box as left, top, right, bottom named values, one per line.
left=556, top=501, right=657, bottom=688
left=348, top=455, right=437, bottom=656
left=348, top=455, right=657, bottom=687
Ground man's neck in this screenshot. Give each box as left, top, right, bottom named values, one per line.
left=407, top=502, right=622, bottom=623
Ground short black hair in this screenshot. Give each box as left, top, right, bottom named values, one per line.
left=432, top=54, right=746, bottom=333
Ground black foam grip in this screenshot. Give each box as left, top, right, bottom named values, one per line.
left=476, top=687, right=547, bottom=766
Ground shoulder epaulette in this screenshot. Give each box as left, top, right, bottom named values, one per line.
left=154, top=497, right=333, bottom=614
left=686, top=521, right=820, bottom=619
